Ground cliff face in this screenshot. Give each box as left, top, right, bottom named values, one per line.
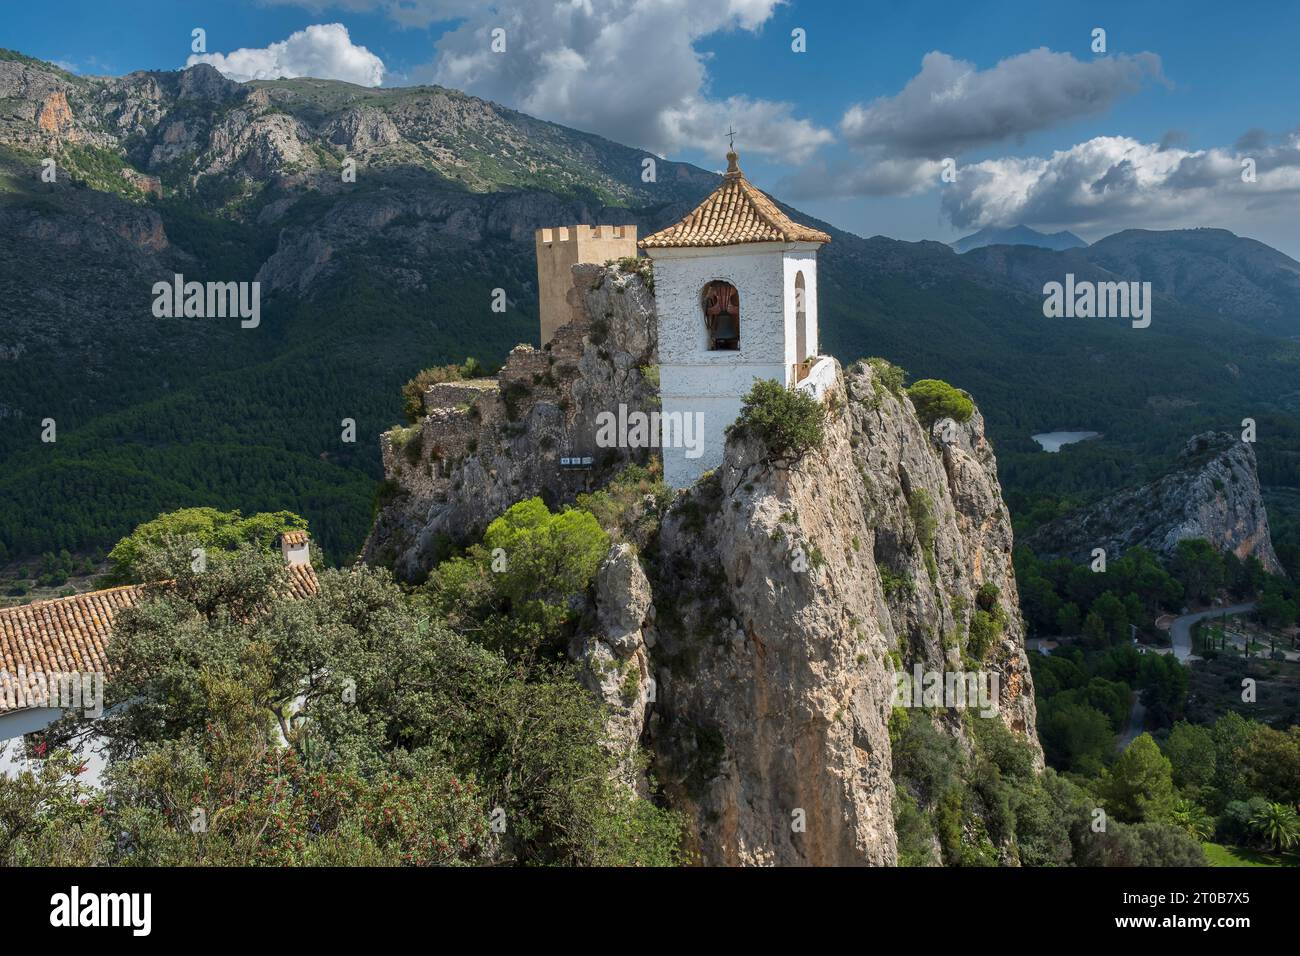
left=367, top=262, right=1041, bottom=865
left=363, top=261, right=659, bottom=579
left=646, top=361, right=1038, bottom=865
left=1028, top=431, right=1282, bottom=574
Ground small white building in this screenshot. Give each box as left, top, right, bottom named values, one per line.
left=640, top=148, right=832, bottom=488
left=0, top=532, right=319, bottom=786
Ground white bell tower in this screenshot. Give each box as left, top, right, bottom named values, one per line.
left=640, top=148, right=831, bottom=488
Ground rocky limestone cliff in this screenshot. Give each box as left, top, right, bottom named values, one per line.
left=1028, top=431, right=1282, bottom=574
left=366, top=262, right=1042, bottom=865
left=364, top=260, right=659, bottom=579
left=574, top=542, right=658, bottom=793
left=644, top=361, right=1039, bottom=865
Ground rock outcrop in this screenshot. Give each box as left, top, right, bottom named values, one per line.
left=36, top=90, right=76, bottom=139
left=365, top=261, right=1042, bottom=864
left=573, top=542, right=657, bottom=792
left=363, top=261, right=660, bottom=579
left=646, top=361, right=1039, bottom=865
left=1028, top=431, right=1282, bottom=574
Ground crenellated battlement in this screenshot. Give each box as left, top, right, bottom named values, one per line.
left=535, top=223, right=637, bottom=344
left=536, top=224, right=635, bottom=245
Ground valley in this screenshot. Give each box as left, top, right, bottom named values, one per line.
left=1, top=0, right=1299, bottom=898
left=1, top=44, right=1298, bottom=750
left=2, top=51, right=1299, bottom=575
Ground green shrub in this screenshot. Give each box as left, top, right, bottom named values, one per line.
left=865, top=357, right=906, bottom=397
left=880, top=566, right=915, bottom=600
left=576, top=463, right=671, bottom=546
left=893, top=789, right=938, bottom=866
left=400, top=358, right=487, bottom=423
left=426, top=498, right=610, bottom=657
left=501, top=381, right=531, bottom=421
left=728, top=379, right=826, bottom=464
left=975, top=582, right=1000, bottom=612
left=620, top=661, right=641, bottom=703
left=908, top=488, right=937, bottom=558
left=907, top=379, right=974, bottom=429
left=615, top=255, right=654, bottom=291
left=967, top=608, right=1003, bottom=661
left=106, top=507, right=307, bottom=582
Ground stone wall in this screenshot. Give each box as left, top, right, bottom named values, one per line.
left=535, top=225, right=637, bottom=345
left=365, top=259, right=659, bottom=579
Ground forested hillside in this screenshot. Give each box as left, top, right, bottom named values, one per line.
left=2, top=50, right=1299, bottom=571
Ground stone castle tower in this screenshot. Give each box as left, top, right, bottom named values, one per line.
left=535, top=224, right=637, bottom=344
left=639, top=149, right=832, bottom=488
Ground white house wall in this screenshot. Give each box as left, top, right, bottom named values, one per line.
left=1, top=707, right=114, bottom=789
left=649, top=242, right=824, bottom=488
left=660, top=393, right=740, bottom=487
left=653, top=245, right=790, bottom=366
left=654, top=244, right=787, bottom=488
left=783, top=250, right=819, bottom=363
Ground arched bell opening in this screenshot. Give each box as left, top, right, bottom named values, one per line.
left=702, top=280, right=740, bottom=351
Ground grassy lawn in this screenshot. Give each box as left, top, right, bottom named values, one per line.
left=1202, top=842, right=1300, bottom=867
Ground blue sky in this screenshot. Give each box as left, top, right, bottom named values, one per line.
left=5, top=0, right=1299, bottom=254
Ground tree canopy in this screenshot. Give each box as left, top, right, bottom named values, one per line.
left=728, top=379, right=827, bottom=464
left=906, top=378, right=974, bottom=429
left=4, top=530, right=681, bottom=867
left=106, top=507, right=307, bottom=582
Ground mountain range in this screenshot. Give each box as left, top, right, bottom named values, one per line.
left=951, top=224, right=1087, bottom=254
left=1, top=48, right=1298, bottom=569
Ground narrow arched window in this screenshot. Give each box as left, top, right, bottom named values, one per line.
left=795, top=272, right=807, bottom=363
left=702, top=280, right=739, bottom=350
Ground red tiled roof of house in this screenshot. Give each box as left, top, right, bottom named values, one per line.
left=0, top=585, right=147, bottom=710
left=0, top=564, right=319, bottom=713
left=286, top=563, right=318, bottom=599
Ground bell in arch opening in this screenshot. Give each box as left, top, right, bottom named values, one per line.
left=702, top=280, right=740, bottom=350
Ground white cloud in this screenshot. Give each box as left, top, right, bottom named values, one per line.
left=785, top=47, right=1164, bottom=202
left=660, top=95, right=833, bottom=165
left=782, top=157, right=945, bottom=200
left=940, top=132, right=1300, bottom=234
left=186, top=23, right=385, bottom=87
left=841, top=48, right=1164, bottom=159
left=379, top=0, right=831, bottom=163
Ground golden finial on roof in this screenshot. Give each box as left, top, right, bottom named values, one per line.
left=637, top=129, right=831, bottom=249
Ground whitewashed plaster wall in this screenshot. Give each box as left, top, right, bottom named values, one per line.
left=783, top=249, right=819, bottom=364
left=650, top=242, right=822, bottom=488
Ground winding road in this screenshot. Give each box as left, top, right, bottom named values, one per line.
left=1116, top=603, right=1257, bottom=752
left=1168, top=603, right=1257, bottom=662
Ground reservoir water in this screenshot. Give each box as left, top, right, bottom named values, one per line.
left=1032, top=431, right=1100, bottom=453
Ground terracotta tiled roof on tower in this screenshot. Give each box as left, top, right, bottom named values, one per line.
left=639, top=149, right=832, bottom=249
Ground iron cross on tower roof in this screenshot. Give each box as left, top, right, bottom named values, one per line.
left=726, top=125, right=736, bottom=149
